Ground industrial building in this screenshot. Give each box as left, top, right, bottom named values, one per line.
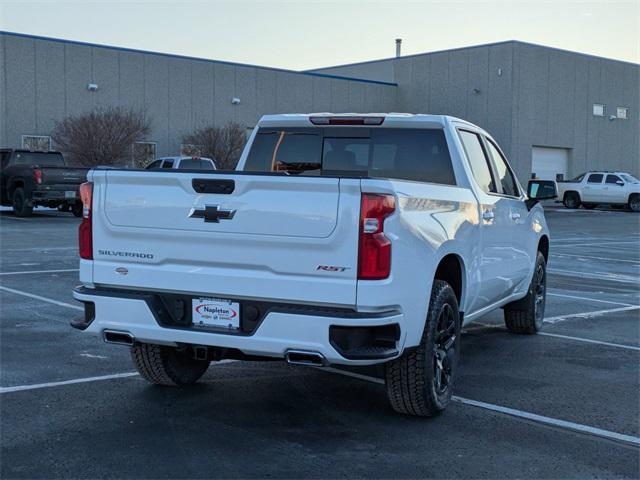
left=1, top=31, right=638, bottom=183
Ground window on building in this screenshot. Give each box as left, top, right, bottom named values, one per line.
left=132, top=142, right=156, bottom=168
left=458, top=130, right=496, bottom=194
left=616, top=107, right=628, bottom=119
left=181, top=144, right=203, bottom=156
left=587, top=173, right=603, bottom=183
left=484, top=138, right=519, bottom=197
left=592, top=104, right=605, bottom=117
left=22, top=135, right=51, bottom=152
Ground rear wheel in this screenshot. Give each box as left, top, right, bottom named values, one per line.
left=629, top=194, right=640, bottom=213
left=563, top=192, right=580, bottom=209
left=131, top=343, right=210, bottom=386
left=12, top=188, right=33, bottom=217
left=385, top=280, right=460, bottom=416
left=71, top=203, right=83, bottom=217
left=504, top=252, right=546, bottom=334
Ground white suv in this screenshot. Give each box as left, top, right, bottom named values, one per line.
left=72, top=114, right=555, bottom=416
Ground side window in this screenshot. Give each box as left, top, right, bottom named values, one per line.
left=146, top=160, right=162, bottom=169
left=485, top=138, right=519, bottom=197
left=458, top=130, right=496, bottom=193
left=587, top=173, right=603, bottom=183
left=162, top=160, right=174, bottom=169
left=0, top=152, right=10, bottom=168
left=605, top=174, right=622, bottom=184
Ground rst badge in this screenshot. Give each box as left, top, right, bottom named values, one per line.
left=317, top=265, right=349, bottom=272
left=192, top=297, right=240, bottom=329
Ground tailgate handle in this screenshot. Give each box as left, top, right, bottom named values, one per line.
left=192, top=179, right=235, bottom=195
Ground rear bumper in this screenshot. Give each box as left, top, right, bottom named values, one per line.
left=72, top=286, right=406, bottom=366
left=32, top=188, right=79, bottom=203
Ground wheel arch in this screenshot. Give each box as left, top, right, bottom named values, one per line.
left=538, top=235, right=549, bottom=262
left=563, top=190, right=580, bottom=201
left=434, top=253, right=464, bottom=308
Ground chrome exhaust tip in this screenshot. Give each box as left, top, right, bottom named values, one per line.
left=285, top=349, right=325, bottom=367
left=103, top=329, right=135, bottom=346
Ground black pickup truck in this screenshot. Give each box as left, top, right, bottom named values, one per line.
left=0, top=149, right=89, bottom=217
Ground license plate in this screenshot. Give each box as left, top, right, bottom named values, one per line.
left=192, top=297, right=240, bottom=329
left=65, top=191, right=76, bottom=199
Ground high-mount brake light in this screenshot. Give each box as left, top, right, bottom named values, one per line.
left=309, top=116, right=385, bottom=126
left=358, top=193, right=395, bottom=280
left=33, top=169, right=42, bottom=184
left=78, top=182, right=93, bottom=260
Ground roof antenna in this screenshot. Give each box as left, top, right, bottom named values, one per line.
left=395, top=38, right=402, bottom=58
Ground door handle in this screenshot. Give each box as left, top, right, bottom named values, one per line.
left=482, top=210, right=495, bottom=221
left=510, top=212, right=521, bottom=221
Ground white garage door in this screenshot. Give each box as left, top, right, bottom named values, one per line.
left=531, top=147, right=569, bottom=181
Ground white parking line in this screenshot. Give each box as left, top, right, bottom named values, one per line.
left=0, top=269, right=79, bottom=276
left=544, top=305, right=640, bottom=324
left=0, top=372, right=139, bottom=394
left=452, top=396, right=640, bottom=447
left=552, top=241, right=639, bottom=247
left=552, top=253, right=640, bottom=265
left=0, top=285, right=83, bottom=311
left=537, top=332, right=640, bottom=352
left=0, top=360, right=237, bottom=394
left=547, top=292, right=634, bottom=307
left=548, top=269, right=640, bottom=284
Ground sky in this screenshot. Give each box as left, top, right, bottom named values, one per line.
left=1, top=0, right=638, bottom=70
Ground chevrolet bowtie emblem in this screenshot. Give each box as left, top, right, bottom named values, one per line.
left=189, top=205, right=236, bottom=223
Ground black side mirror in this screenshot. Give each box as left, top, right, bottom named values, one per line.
left=526, top=180, right=557, bottom=210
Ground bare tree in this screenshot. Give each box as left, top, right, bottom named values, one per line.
left=51, top=107, right=151, bottom=167
left=181, top=123, right=247, bottom=170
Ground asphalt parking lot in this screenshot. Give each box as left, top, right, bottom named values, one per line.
left=1, top=206, right=639, bottom=479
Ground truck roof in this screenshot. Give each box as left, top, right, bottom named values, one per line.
left=257, top=113, right=478, bottom=130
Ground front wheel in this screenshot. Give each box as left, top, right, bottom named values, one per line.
left=131, top=343, right=210, bottom=386
left=504, top=251, right=547, bottom=334
left=385, top=280, right=460, bottom=416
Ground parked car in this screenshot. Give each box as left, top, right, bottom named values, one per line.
left=557, top=171, right=640, bottom=211
left=0, top=149, right=89, bottom=217
left=145, top=156, right=217, bottom=170
left=72, top=114, right=555, bottom=417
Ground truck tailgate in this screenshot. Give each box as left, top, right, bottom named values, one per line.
left=90, top=170, right=361, bottom=306
left=41, top=166, right=89, bottom=186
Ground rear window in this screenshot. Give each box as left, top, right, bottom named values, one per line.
left=244, top=127, right=455, bottom=185
left=178, top=159, right=215, bottom=170
left=13, top=151, right=65, bottom=166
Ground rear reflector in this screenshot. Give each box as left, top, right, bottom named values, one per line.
left=33, top=169, right=42, bottom=185
left=310, top=116, right=385, bottom=126
left=358, top=193, right=395, bottom=280
left=79, top=182, right=93, bottom=260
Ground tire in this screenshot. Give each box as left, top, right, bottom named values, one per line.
left=504, top=251, right=547, bottom=334
left=563, top=192, right=581, bottom=209
left=12, top=188, right=33, bottom=217
left=71, top=203, right=83, bottom=217
left=385, top=280, right=461, bottom=417
left=582, top=203, right=596, bottom=210
left=629, top=194, right=640, bottom=213
left=131, top=342, right=210, bottom=386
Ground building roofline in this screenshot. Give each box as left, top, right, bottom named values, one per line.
left=0, top=30, right=398, bottom=86
left=307, top=39, right=639, bottom=71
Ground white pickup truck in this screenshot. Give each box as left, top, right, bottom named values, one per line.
left=557, top=171, right=640, bottom=211
left=72, top=114, right=555, bottom=417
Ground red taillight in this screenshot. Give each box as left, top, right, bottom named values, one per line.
left=33, top=169, right=42, bottom=184
left=358, top=193, right=395, bottom=280
left=79, top=182, right=93, bottom=260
